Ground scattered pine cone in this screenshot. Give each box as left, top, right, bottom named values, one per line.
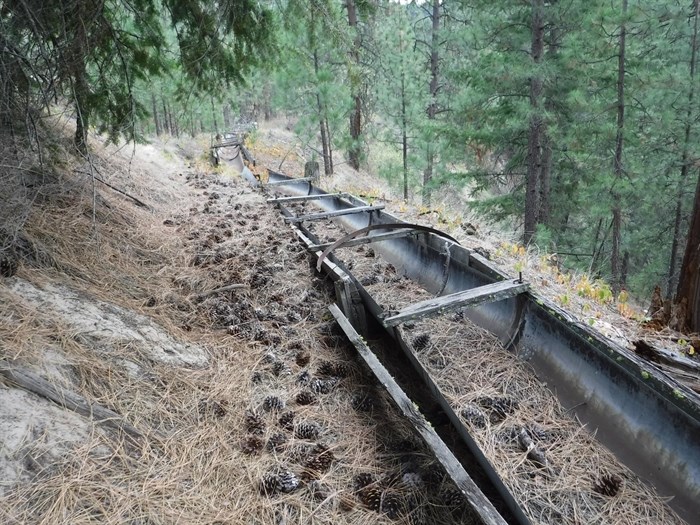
left=267, top=432, right=288, bottom=452
left=351, top=392, right=375, bottom=413
left=460, top=404, right=487, bottom=428
left=295, top=421, right=321, bottom=440
left=295, top=391, right=316, bottom=405
left=240, top=436, right=264, bottom=455
left=353, top=473, right=376, bottom=491
left=263, top=395, right=285, bottom=412
left=476, top=396, right=518, bottom=422
left=441, top=486, right=466, bottom=508
left=198, top=399, right=227, bottom=418
left=278, top=411, right=295, bottom=431
left=260, top=469, right=300, bottom=496
left=412, top=334, right=430, bottom=351
left=0, top=256, right=17, bottom=278
left=303, top=443, right=334, bottom=478
left=593, top=472, right=623, bottom=497
left=296, top=370, right=311, bottom=385
left=271, top=361, right=290, bottom=377
left=316, top=360, right=337, bottom=377
left=357, top=485, right=382, bottom=511
left=244, top=409, right=265, bottom=435
left=295, top=350, right=311, bottom=367
left=381, top=491, right=404, bottom=519
left=311, top=377, right=338, bottom=394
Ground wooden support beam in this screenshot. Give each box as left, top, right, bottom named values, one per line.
left=265, top=177, right=313, bottom=186
left=329, top=304, right=508, bottom=525
left=309, top=229, right=417, bottom=251
left=284, top=205, right=384, bottom=223
left=382, top=279, right=529, bottom=327
left=267, top=192, right=349, bottom=204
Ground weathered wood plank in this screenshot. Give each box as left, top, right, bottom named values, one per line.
left=329, top=304, right=508, bottom=525
left=309, top=229, right=417, bottom=251
left=0, top=363, right=146, bottom=440
left=382, top=279, right=529, bottom=327
left=267, top=192, right=349, bottom=204
left=265, top=177, right=313, bottom=186
left=284, top=205, right=384, bottom=223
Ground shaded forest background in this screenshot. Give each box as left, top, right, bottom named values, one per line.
left=1, top=0, right=699, bottom=330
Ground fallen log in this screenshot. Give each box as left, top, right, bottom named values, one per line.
left=0, top=362, right=145, bottom=440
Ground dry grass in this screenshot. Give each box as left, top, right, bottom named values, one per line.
left=0, top=125, right=477, bottom=524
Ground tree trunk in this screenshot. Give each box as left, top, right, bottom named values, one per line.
left=223, top=103, right=232, bottom=130
left=401, top=71, right=409, bottom=203
left=423, top=0, right=441, bottom=207
left=161, top=96, right=171, bottom=135
left=610, top=0, right=628, bottom=296
left=347, top=0, right=362, bottom=170
left=74, top=67, right=90, bottom=156
left=524, top=0, right=544, bottom=245
left=151, top=92, right=161, bottom=136
left=677, top=171, right=700, bottom=332
left=210, top=96, right=219, bottom=134
left=668, top=0, right=700, bottom=299
left=313, top=47, right=333, bottom=175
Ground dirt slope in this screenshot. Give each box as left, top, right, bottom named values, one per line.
left=0, top=127, right=473, bottom=524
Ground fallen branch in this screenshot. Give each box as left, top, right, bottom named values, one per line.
left=195, top=283, right=247, bottom=301
left=74, top=169, right=151, bottom=209
left=0, top=362, right=145, bottom=440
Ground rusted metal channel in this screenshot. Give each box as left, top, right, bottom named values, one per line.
left=260, top=169, right=700, bottom=523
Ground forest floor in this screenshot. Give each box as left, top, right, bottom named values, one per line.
left=0, top=118, right=696, bottom=524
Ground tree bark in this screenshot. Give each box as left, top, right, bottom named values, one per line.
left=423, top=0, right=441, bottom=207
left=313, top=47, right=333, bottom=175
left=524, top=0, right=544, bottom=245
left=677, top=172, right=700, bottom=332
left=151, top=92, right=161, bottom=136
left=668, top=0, right=700, bottom=299
left=161, top=96, right=171, bottom=135
left=611, top=0, right=628, bottom=296
left=347, top=0, right=362, bottom=170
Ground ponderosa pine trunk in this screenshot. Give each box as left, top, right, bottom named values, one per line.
left=347, top=0, right=362, bottom=170
left=152, top=92, right=161, bottom=136
left=668, top=0, right=700, bottom=299
left=676, top=173, right=700, bottom=332
left=423, top=0, right=440, bottom=207
left=611, top=0, right=628, bottom=296
left=524, top=0, right=544, bottom=245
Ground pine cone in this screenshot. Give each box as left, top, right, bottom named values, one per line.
left=351, top=392, right=375, bottom=413
left=260, top=469, right=300, bottom=496
left=295, top=350, right=311, bottom=367
left=460, top=404, right=487, bottom=428
left=251, top=371, right=264, bottom=384
left=308, top=480, right=331, bottom=502
left=244, top=409, right=266, bottom=435
left=317, top=360, right=337, bottom=377
left=311, top=377, right=338, bottom=394
left=333, top=362, right=352, bottom=378
left=263, top=395, right=285, bottom=412
left=381, top=491, right=404, bottom=519
left=295, top=391, right=317, bottom=405
left=267, top=432, right=288, bottom=452
left=294, top=421, right=321, bottom=440
left=353, top=473, right=376, bottom=491
left=296, top=370, right=311, bottom=385
left=240, top=436, right=264, bottom=455
left=476, top=396, right=518, bottom=422
left=271, top=361, right=290, bottom=377
left=0, top=256, right=17, bottom=278
left=441, top=486, right=466, bottom=508
left=593, top=472, right=623, bottom=497
left=303, top=443, right=334, bottom=478
left=278, top=410, right=295, bottom=431
left=412, top=334, right=430, bottom=351
left=357, top=485, right=382, bottom=511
